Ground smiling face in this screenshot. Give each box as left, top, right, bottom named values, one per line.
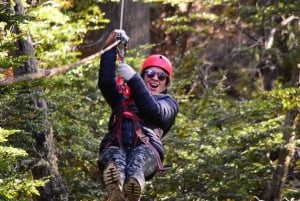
left=142, top=67, right=169, bottom=94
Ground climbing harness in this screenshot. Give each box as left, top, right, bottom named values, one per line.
left=123, top=109, right=165, bottom=173
left=105, top=105, right=166, bottom=173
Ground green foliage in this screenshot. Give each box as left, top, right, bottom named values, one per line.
left=268, top=87, right=300, bottom=110
left=25, top=1, right=104, bottom=68
left=1, top=0, right=300, bottom=200
left=0, top=128, right=47, bottom=201
left=1, top=0, right=110, bottom=199
left=147, top=84, right=286, bottom=200
left=0, top=4, right=28, bottom=69
left=43, top=61, right=108, bottom=199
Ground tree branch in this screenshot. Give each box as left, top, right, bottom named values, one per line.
left=281, top=15, right=299, bottom=26
left=0, top=40, right=120, bottom=86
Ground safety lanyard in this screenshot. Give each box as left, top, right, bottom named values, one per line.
left=116, top=0, right=132, bottom=98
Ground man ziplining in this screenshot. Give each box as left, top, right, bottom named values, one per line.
left=96, top=1, right=178, bottom=200
left=97, top=28, right=179, bottom=201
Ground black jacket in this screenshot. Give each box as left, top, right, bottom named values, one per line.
left=98, top=48, right=178, bottom=161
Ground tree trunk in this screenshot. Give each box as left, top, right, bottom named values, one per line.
left=12, top=0, right=68, bottom=200
left=265, top=109, right=299, bottom=201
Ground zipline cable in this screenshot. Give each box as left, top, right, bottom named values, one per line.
left=120, top=0, right=125, bottom=30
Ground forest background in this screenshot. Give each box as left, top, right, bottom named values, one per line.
left=0, top=0, right=299, bottom=201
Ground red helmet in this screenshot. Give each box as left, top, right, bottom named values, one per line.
left=141, top=54, right=173, bottom=77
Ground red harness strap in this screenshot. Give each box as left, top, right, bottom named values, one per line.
left=116, top=76, right=131, bottom=99
left=116, top=43, right=131, bottom=99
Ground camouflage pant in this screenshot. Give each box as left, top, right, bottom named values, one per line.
left=98, top=144, right=158, bottom=185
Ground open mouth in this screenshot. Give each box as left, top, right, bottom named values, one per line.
left=150, top=82, right=159, bottom=89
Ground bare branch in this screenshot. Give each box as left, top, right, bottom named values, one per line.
left=265, top=28, right=276, bottom=49
left=0, top=40, right=121, bottom=86
left=281, top=15, right=299, bottom=26
left=0, top=51, right=99, bottom=86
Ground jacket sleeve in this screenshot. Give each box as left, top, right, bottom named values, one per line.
left=127, top=74, right=179, bottom=135
left=98, top=48, right=123, bottom=109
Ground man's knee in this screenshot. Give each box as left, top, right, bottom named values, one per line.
left=98, top=146, right=126, bottom=172
left=127, top=145, right=158, bottom=179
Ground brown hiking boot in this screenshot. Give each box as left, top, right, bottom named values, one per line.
left=124, top=176, right=144, bottom=201
left=103, top=162, right=125, bottom=201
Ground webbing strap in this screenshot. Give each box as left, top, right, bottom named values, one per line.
left=127, top=110, right=165, bottom=172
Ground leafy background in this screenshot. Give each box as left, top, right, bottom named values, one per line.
left=1, top=0, right=300, bottom=200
